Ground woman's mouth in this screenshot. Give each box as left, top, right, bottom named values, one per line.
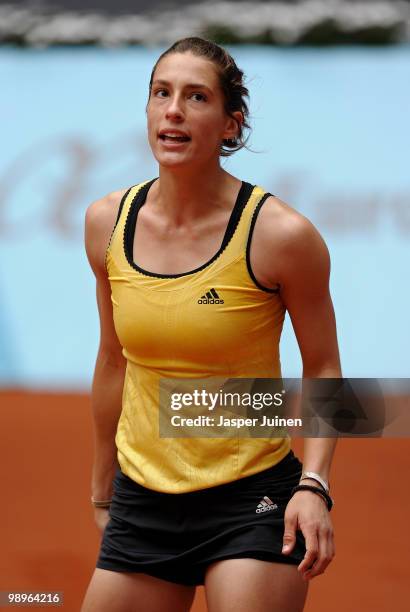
left=158, top=132, right=191, bottom=144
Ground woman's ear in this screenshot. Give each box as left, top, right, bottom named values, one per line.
left=223, top=111, right=243, bottom=141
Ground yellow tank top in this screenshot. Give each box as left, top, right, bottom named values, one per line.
left=106, top=178, right=291, bottom=493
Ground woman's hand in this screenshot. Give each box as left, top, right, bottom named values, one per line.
left=94, top=507, right=111, bottom=534
left=281, top=490, right=335, bottom=581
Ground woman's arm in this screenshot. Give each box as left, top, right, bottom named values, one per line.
left=84, top=191, right=127, bottom=526
left=275, top=210, right=341, bottom=580
left=89, top=275, right=126, bottom=502
left=278, top=211, right=341, bottom=480
left=253, top=196, right=341, bottom=580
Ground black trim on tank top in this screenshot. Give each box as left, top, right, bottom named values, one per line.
left=115, top=187, right=132, bottom=226
left=123, top=178, right=255, bottom=279
left=104, top=186, right=133, bottom=273
left=246, top=192, right=280, bottom=294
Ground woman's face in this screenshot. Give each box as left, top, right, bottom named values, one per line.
left=147, top=52, right=240, bottom=168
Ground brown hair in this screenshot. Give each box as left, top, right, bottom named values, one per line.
left=147, top=37, right=251, bottom=157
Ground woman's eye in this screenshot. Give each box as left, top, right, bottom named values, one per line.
left=153, top=90, right=206, bottom=102
left=190, top=92, right=206, bottom=102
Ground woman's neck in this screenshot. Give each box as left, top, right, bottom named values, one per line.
left=151, top=164, right=240, bottom=226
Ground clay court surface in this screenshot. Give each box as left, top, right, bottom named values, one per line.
left=0, top=390, right=408, bottom=611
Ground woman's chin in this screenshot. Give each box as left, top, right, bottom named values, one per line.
left=154, top=152, right=194, bottom=168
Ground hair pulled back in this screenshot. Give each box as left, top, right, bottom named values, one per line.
left=148, top=37, right=251, bottom=157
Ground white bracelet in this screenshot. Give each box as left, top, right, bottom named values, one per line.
left=300, top=471, right=330, bottom=494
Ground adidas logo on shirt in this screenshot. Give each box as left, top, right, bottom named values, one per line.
left=198, top=288, right=224, bottom=304
left=256, top=496, right=278, bottom=513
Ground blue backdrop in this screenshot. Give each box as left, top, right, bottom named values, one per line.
left=1, top=46, right=409, bottom=388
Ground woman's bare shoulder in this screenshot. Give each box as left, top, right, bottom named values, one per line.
left=84, top=188, right=128, bottom=276
left=258, top=194, right=327, bottom=254
left=251, top=193, right=330, bottom=289
left=85, top=188, right=128, bottom=232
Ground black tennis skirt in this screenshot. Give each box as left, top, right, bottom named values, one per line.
left=96, top=450, right=307, bottom=586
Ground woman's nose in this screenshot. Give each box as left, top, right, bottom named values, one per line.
left=165, top=95, right=184, bottom=120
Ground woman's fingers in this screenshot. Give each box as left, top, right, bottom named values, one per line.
left=282, top=512, right=297, bottom=553
left=300, top=527, right=335, bottom=580
left=297, top=525, right=319, bottom=578
left=283, top=493, right=336, bottom=581
left=94, top=507, right=110, bottom=533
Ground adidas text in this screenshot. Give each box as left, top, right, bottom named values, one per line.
left=256, top=496, right=278, bottom=513
left=198, top=288, right=224, bottom=304
left=198, top=298, right=224, bottom=304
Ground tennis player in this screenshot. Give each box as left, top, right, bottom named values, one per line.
left=81, top=37, right=340, bottom=612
